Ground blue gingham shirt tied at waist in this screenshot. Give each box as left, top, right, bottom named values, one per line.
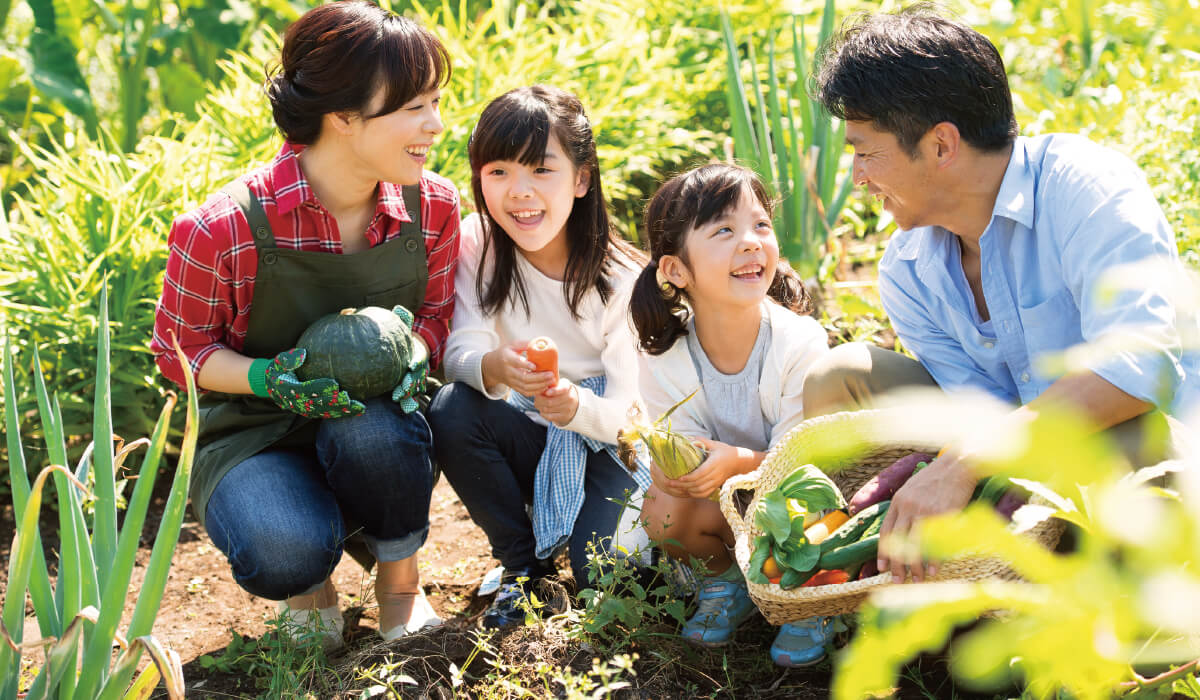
left=506, top=375, right=653, bottom=560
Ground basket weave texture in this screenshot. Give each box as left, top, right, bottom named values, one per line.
left=718, top=409, right=1065, bottom=625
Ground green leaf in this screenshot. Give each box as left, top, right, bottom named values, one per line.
left=756, top=489, right=792, bottom=544
left=747, top=534, right=772, bottom=584
left=156, top=63, right=208, bottom=119
left=27, top=28, right=96, bottom=127
left=779, top=566, right=809, bottom=590
left=775, top=538, right=821, bottom=574
left=777, top=462, right=845, bottom=511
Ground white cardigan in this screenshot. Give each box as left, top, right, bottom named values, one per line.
left=638, top=301, right=830, bottom=447
left=442, top=214, right=642, bottom=445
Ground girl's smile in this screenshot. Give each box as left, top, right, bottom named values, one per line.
left=664, top=185, right=779, bottom=310
left=479, top=132, right=589, bottom=275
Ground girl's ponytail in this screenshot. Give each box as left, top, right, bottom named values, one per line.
left=767, top=259, right=814, bottom=315
left=630, top=261, right=689, bottom=356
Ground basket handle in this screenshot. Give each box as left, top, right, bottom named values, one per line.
left=719, top=470, right=760, bottom=542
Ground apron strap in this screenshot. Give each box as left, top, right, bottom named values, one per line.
left=400, top=184, right=421, bottom=238
left=221, top=180, right=276, bottom=250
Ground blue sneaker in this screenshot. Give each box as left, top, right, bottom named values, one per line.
left=771, top=616, right=833, bottom=667
left=681, top=578, right=756, bottom=647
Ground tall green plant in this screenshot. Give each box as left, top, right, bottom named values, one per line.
left=0, top=287, right=196, bottom=699
left=721, top=0, right=855, bottom=277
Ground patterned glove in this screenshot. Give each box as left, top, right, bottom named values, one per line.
left=388, top=305, right=427, bottom=414
left=251, top=348, right=365, bottom=419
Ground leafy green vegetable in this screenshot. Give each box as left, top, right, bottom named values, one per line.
left=777, top=462, right=846, bottom=512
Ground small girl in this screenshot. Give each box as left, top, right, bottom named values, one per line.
left=429, top=85, right=650, bottom=629
left=630, top=163, right=831, bottom=666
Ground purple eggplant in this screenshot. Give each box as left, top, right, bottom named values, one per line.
left=848, top=452, right=936, bottom=515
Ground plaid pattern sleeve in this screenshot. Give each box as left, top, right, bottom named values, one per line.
left=151, top=192, right=246, bottom=388
left=410, top=172, right=461, bottom=369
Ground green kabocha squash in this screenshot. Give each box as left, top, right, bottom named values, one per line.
left=295, top=306, right=415, bottom=401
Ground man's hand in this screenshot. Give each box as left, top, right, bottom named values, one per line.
left=877, top=449, right=977, bottom=582
left=481, top=341, right=556, bottom=396
left=532, top=378, right=579, bottom=426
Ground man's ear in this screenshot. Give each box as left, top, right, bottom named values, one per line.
left=928, top=121, right=962, bottom=168
left=658, top=254, right=691, bottom=289
left=574, top=167, right=591, bottom=198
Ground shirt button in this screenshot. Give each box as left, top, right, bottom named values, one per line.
left=263, top=252, right=277, bottom=265
left=255, top=227, right=268, bottom=240
left=984, top=341, right=995, bottom=349
left=1020, top=372, right=1030, bottom=383
left=405, top=238, right=420, bottom=253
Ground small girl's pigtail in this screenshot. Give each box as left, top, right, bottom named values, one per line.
left=767, top=259, right=814, bottom=315
left=630, top=260, right=689, bottom=356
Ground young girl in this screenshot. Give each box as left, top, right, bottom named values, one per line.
left=630, top=163, right=831, bottom=666
left=151, top=2, right=456, bottom=646
left=429, top=85, right=650, bottom=629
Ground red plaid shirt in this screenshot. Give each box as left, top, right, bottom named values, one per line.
left=152, top=142, right=461, bottom=389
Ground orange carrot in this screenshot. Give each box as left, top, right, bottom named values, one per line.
left=524, top=336, right=559, bottom=383
left=804, top=510, right=850, bottom=545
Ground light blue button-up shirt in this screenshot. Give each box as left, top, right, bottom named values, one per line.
left=879, top=133, right=1192, bottom=412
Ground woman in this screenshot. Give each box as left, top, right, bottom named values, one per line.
left=151, top=0, right=460, bottom=646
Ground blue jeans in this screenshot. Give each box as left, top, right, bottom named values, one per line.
left=428, top=382, right=637, bottom=585
left=205, top=397, right=435, bottom=600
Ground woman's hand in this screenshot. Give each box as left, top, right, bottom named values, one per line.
left=672, top=437, right=752, bottom=500
left=481, top=341, right=556, bottom=396
left=533, top=378, right=579, bottom=426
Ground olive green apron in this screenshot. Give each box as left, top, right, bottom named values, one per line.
left=190, top=180, right=428, bottom=534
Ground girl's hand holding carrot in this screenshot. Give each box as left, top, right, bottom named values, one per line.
left=481, top=340, right=556, bottom=397
left=533, top=378, right=579, bottom=426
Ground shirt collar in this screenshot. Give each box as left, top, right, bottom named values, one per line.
left=270, top=142, right=415, bottom=224
left=990, top=136, right=1035, bottom=229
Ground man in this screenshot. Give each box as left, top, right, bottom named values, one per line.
left=802, top=6, right=1194, bottom=582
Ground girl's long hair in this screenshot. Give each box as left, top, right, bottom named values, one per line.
left=630, top=163, right=812, bottom=355
left=468, top=85, right=643, bottom=319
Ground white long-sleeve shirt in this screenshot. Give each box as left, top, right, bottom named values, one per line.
left=442, top=214, right=643, bottom=444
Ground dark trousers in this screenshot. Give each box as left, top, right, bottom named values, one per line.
left=428, top=382, right=638, bottom=585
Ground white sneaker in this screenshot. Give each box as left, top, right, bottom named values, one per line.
left=380, top=589, right=443, bottom=642
left=276, top=602, right=345, bottom=651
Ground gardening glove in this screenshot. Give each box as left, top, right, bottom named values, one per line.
left=249, top=348, right=365, bottom=419
left=388, top=305, right=427, bottom=414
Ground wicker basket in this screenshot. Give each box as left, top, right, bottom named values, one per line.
left=718, top=409, right=1065, bottom=625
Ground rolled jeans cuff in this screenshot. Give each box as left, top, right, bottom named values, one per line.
left=366, top=524, right=430, bottom=562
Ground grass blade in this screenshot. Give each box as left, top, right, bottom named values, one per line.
left=3, top=340, right=60, bottom=639
left=24, top=607, right=97, bottom=700
left=29, top=346, right=82, bottom=626
left=91, top=284, right=118, bottom=584
left=0, top=466, right=87, bottom=682
left=104, top=333, right=198, bottom=696
left=721, top=11, right=757, bottom=163
left=74, top=396, right=177, bottom=699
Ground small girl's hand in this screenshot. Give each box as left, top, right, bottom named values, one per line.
left=482, top=341, right=556, bottom=396
left=533, top=378, right=579, bottom=426
left=674, top=437, right=745, bottom=500
left=649, top=461, right=691, bottom=499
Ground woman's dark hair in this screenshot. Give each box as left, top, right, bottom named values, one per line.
left=814, top=3, right=1017, bottom=156
left=630, top=163, right=812, bottom=356
left=266, top=1, right=451, bottom=144
left=469, top=85, right=643, bottom=320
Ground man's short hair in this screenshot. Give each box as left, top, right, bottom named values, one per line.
left=814, top=3, right=1018, bottom=156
